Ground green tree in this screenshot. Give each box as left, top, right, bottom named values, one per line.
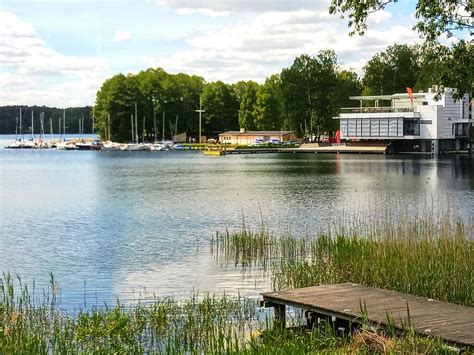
left=94, top=68, right=204, bottom=142
left=362, top=44, right=421, bottom=95
left=329, top=0, right=472, bottom=41
left=329, top=0, right=473, bottom=98
left=332, top=70, right=362, bottom=131
left=254, top=74, right=284, bottom=131
left=201, top=81, right=239, bottom=134
left=416, top=40, right=473, bottom=96
left=281, top=51, right=341, bottom=139
left=238, top=81, right=259, bottom=130
left=94, top=74, right=146, bottom=142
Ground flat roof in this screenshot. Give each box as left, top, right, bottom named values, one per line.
left=350, top=93, right=426, bottom=101
left=219, top=130, right=292, bottom=136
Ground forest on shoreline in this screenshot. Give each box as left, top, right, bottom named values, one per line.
left=1, top=40, right=470, bottom=140
left=92, top=41, right=471, bottom=143
left=0, top=106, right=92, bottom=136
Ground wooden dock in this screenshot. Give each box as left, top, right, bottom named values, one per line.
left=228, top=143, right=389, bottom=155
left=261, top=283, right=474, bottom=349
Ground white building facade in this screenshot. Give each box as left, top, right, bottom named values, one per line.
left=334, top=87, right=472, bottom=153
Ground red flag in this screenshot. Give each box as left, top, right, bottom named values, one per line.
left=336, top=130, right=341, bottom=145
left=406, top=87, right=413, bottom=104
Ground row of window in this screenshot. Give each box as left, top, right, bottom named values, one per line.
left=341, top=118, right=420, bottom=137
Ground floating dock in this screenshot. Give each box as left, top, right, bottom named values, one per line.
left=261, top=283, right=474, bottom=349
left=229, top=143, right=389, bottom=155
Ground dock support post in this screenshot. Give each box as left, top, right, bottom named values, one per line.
left=274, top=304, right=286, bottom=331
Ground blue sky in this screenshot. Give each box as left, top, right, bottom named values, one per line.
left=0, top=0, right=439, bottom=107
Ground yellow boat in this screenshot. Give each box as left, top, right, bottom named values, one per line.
left=202, top=149, right=225, bottom=156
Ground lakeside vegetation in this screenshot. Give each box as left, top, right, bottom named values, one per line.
left=89, top=0, right=471, bottom=143
left=92, top=40, right=472, bottom=144
left=2, top=211, right=472, bottom=353
left=212, top=211, right=473, bottom=307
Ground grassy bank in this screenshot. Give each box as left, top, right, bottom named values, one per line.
left=1, top=213, right=472, bottom=353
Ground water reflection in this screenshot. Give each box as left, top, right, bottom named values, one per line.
left=0, top=143, right=473, bottom=309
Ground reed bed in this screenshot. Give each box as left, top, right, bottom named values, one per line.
left=1, top=273, right=454, bottom=354
left=0, top=273, right=263, bottom=353
left=213, top=211, right=473, bottom=307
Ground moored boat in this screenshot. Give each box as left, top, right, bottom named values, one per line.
left=56, top=141, right=78, bottom=150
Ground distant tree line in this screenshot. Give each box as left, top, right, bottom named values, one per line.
left=0, top=106, right=92, bottom=135
left=93, top=42, right=471, bottom=143
left=93, top=50, right=361, bottom=142
left=1, top=41, right=470, bottom=140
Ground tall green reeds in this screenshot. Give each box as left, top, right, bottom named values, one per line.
left=0, top=274, right=261, bottom=353
left=213, top=211, right=473, bottom=306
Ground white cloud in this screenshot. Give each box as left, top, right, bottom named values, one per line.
left=157, top=0, right=329, bottom=14
left=176, top=7, right=230, bottom=17
left=367, top=10, right=392, bottom=24
left=143, top=9, right=420, bottom=83
left=112, top=30, right=132, bottom=43
left=0, top=11, right=109, bottom=107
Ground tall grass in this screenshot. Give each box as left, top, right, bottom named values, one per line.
left=1, top=274, right=454, bottom=353
left=213, top=211, right=473, bottom=307
left=0, top=273, right=262, bottom=353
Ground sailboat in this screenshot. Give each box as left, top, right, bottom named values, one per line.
left=5, top=112, right=23, bottom=148
left=56, top=109, right=77, bottom=150
left=5, top=108, right=30, bottom=149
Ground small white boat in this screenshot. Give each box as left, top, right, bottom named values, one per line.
left=22, top=140, right=39, bottom=149
left=102, top=141, right=121, bottom=151
left=121, top=143, right=150, bottom=151
left=151, top=143, right=164, bottom=151
left=56, top=141, right=78, bottom=150
left=5, top=141, right=25, bottom=149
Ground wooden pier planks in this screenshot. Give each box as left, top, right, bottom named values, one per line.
left=261, top=283, right=474, bottom=348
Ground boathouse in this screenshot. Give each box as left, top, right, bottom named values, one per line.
left=218, top=128, right=296, bottom=145
left=334, top=86, right=472, bottom=154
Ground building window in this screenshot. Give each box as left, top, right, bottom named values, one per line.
left=403, top=118, right=420, bottom=136
left=422, top=102, right=428, bottom=105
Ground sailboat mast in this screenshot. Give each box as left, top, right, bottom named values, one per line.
left=15, top=117, right=18, bottom=141
left=40, top=112, right=45, bottom=145
left=31, top=111, right=35, bottom=142
left=49, top=118, right=53, bottom=140
left=20, top=108, right=23, bottom=141
left=142, top=115, right=145, bottom=142
left=134, top=103, right=138, bottom=143
left=162, top=112, right=165, bottom=142
left=92, top=107, right=95, bottom=134
left=153, top=109, right=157, bottom=142
left=131, top=114, right=134, bottom=142
left=63, top=109, right=66, bottom=141
left=175, top=114, right=178, bottom=139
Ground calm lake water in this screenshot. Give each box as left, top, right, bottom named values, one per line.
left=1, top=135, right=473, bottom=310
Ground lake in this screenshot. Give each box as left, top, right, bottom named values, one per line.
left=1, top=135, right=473, bottom=311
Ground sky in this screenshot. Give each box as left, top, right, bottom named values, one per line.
left=1, top=0, right=427, bottom=107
